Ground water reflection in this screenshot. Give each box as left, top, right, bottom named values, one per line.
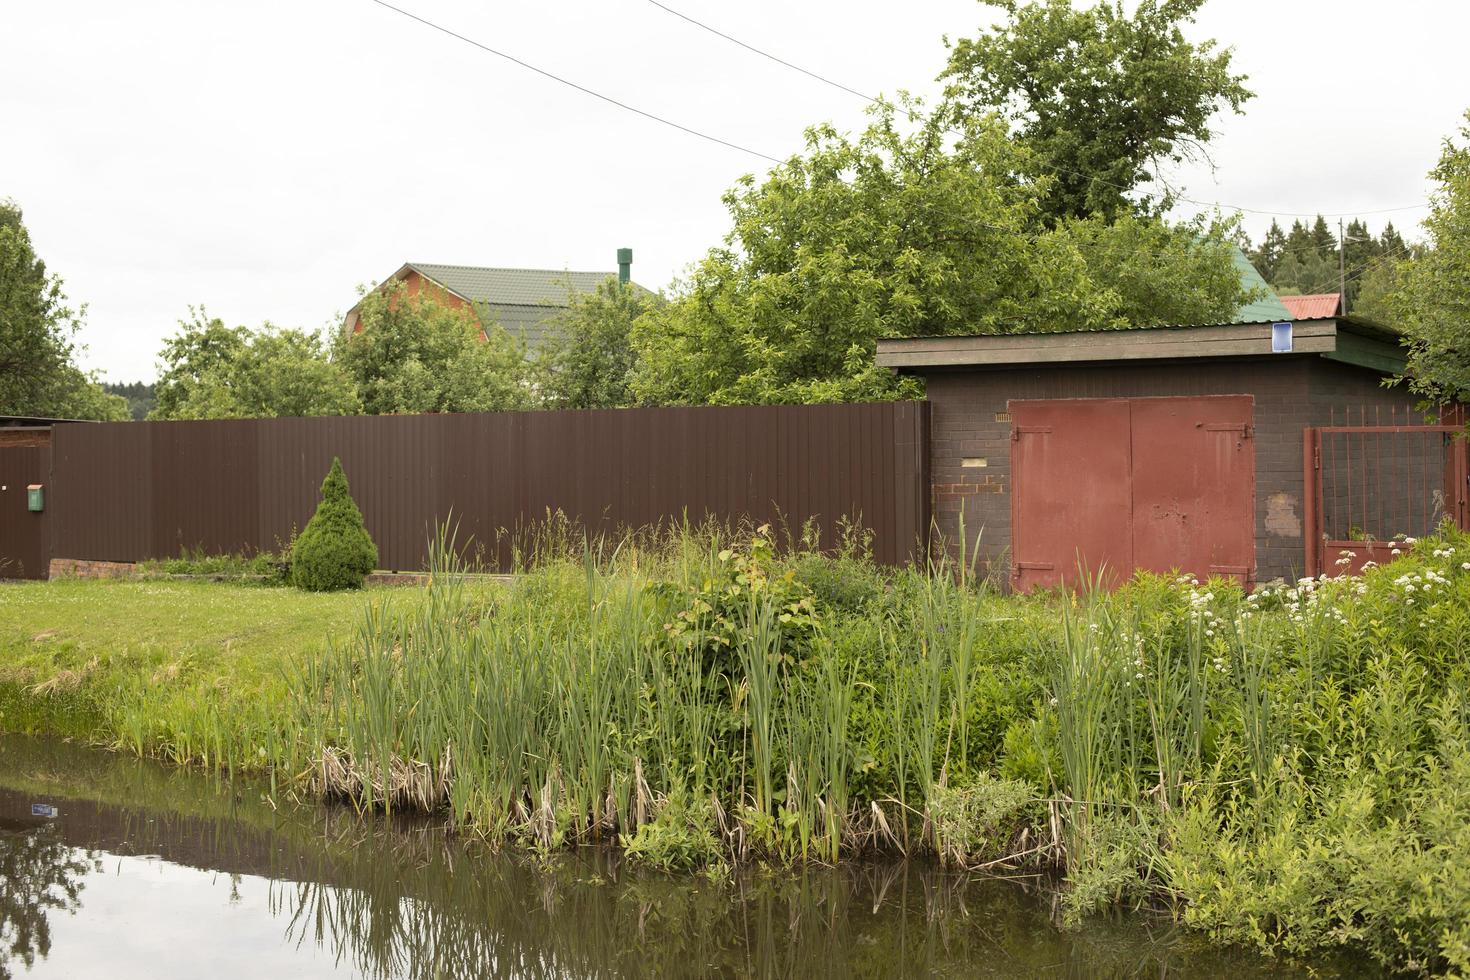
left=0, top=817, right=96, bottom=980
left=0, top=736, right=1373, bottom=979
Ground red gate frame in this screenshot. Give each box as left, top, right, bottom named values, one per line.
left=1303, top=424, right=1470, bottom=577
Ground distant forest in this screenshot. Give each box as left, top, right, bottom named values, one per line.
left=103, top=381, right=155, bottom=420
left=1240, top=215, right=1414, bottom=316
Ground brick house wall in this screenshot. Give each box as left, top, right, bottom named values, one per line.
left=346, top=269, right=483, bottom=338
left=920, top=356, right=1423, bottom=584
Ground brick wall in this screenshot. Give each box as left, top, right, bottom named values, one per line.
left=920, top=356, right=1421, bottom=584
left=48, top=558, right=138, bottom=580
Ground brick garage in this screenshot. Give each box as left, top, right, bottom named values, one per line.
left=878, top=318, right=1435, bottom=587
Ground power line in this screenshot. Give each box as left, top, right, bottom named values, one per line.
left=366, top=0, right=784, bottom=164
left=642, top=0, right=1429, bottom=221
left=363, top=0, right=1419, bottom=267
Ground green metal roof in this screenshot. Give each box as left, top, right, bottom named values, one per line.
left=409, top=264, right=625, bottom=308
left=403, top=263, right=650, bottom=348
left=1229, top=246, right=1294, bottom=323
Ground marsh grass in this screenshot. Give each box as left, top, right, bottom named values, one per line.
left=294, top=519, right=1041, bottom=869
left=9, top=517, right=1470, bottom=974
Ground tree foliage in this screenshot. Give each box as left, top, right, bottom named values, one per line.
left=103, top=381, right=156, bottom=421
left=536, top=279, right=654, bottom=410
left=151, top=309, right=360, bottom=420
left=0, top=200, right=128, bottom=420
left=336, top=283, right=532, bottom=415
left=1243, top=216, right=1415, bottom=311
left=1394, top=112, right=1470, bottom=407
left=290, top=457, right=378, bottom=591
left=939, top=0, right=1252, bottom=221
left=630, top=100, right=1248, bottom=406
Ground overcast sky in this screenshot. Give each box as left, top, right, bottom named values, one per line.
left=4, top=0, right=1467, bottom=383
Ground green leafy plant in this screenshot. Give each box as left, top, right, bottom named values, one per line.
left=621, top=788, right=726, bottom=872
left=289, top=458, right=377, bottom=591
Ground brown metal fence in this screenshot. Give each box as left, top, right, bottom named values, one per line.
left=0, top=437, right=50, bottom=579
left=45, top=402, right=930, bottom=570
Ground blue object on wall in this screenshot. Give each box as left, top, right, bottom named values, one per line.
left=1271, top=322, right=1293, bottom=353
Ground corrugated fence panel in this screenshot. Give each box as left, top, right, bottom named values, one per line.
left=48, top=402, right=930, bottom=569
left=49, top=422, right=152, bottom=563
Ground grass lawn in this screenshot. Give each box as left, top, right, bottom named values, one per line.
left=0, top=579, right=393, bottom=749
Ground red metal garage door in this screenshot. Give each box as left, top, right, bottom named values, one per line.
left=1010, top=396, right=1254, bottom=591
left=1010, top=398, right=1133, bottom=590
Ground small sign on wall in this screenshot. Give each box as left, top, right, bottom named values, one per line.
left=1271, top=322, right=1293, bottom=353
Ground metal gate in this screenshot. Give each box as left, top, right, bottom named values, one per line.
left=1303, top=407, right=1469, bottom=576
left=0, top=445, right=50, bottom=579
left=1010, top=395, right=1255, bottom=591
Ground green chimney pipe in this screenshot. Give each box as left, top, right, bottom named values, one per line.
left=617, top=247, right=632, bottom=285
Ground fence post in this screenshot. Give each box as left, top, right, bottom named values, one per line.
left=1303, top=427, right=1319, bottom=578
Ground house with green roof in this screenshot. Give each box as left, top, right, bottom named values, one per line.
left=344, top=250, right=649, bottom=347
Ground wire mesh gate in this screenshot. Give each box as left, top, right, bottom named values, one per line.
left=1304, top=407, right=1469, bottom=576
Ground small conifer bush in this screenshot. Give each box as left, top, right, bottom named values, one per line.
left=290, top=457, right=378, bottom=591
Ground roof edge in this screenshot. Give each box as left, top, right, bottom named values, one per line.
left=876, top=320, right=1339, bottom=371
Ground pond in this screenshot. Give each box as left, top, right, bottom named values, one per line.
left=0, top=735, right=1380, bottom=979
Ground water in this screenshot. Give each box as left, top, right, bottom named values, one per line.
left=0, top=735, right=1378, bottom=979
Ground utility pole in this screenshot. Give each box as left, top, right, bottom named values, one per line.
left=1338, top=217, right=1347, bottom=312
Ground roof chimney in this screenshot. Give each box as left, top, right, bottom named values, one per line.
left=616, top=247, right=632, bottom=286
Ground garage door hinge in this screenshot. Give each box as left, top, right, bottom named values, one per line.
left=1203, top=422, right=1253, bottom=438
left=1012, top=425, right=1052, bottom=441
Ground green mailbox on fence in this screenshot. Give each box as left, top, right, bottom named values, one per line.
left=27, top=484, right=43, bottom=512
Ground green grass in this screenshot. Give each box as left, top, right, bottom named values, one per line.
left=0, top=579, right=407, bottom=760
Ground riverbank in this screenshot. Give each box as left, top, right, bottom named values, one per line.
left=3, top=526, right=1469, bottom=975
left=0, top=578, right=493, bottom=759
left=6, top=732, right=1371, bottom=979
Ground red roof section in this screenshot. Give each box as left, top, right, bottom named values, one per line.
left=1280, top=293, right=1343, bottom=319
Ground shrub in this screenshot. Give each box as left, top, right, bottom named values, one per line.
left=621, top=788, right=726, bottom=872
left=929, top=774, right=1036, bottom=866
left=141, top=545, right=290, bottom=585
left=290, top=458, right=377, bottom=591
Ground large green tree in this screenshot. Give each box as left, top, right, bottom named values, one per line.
left=630, top=101, right=1248, bottom=406
left=151, top=310, right=360, bottom=420
left=536, top=278, right=656, bottom=410
left=939, top=0, right=1252, bottom=221
left=0, top=200, right=127, bottom=420
left=336, top=283, right=532, bottom=415
left=1393, top=112, right=1470, bottom=408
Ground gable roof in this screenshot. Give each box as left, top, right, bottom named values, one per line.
left=407, top=263, right=632, bottom=309
left=1279, top=293, right=1344, bottom=320
left=347, top=262, right=651, bottom=349
left=1229, top=246, right=1295, bottom=323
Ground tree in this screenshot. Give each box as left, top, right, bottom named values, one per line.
left=630, top=100, right=1248, bottom=406
left=1250, top=220, right=1288, bottom=282
left=290, top=457, right=378, bottom=591
left=151, top=309, right=360, bottom=420
left=1350, top=256, right=1400, bottom=326
left=939, top=0, right=1252, bottom=221
left=536, top=278, right=655, bottom=410
left=1309, top=215, right=1338, bottom=259
left=1271, top=247, right=1337, bottom=296
left=102, top=381, right=156, bottom=421
left=1393, top=112, right=1470, bottom=408
left=0, top=200, right=128, bottom=420
left=336, top=283, right=533, bottom=415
